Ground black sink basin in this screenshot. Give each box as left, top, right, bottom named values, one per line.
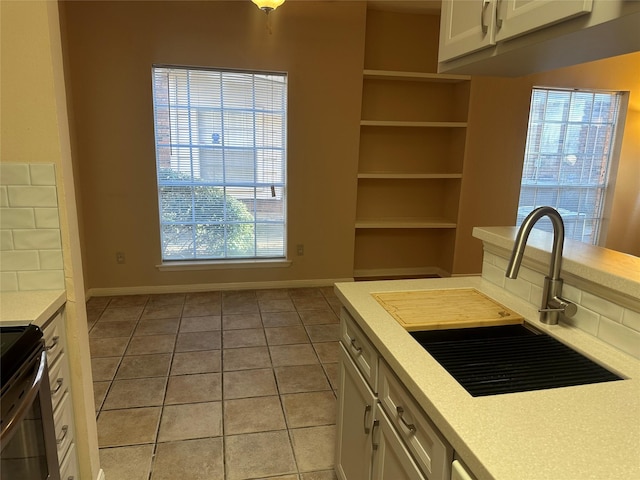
left=410, top=324, right=622, bottom=397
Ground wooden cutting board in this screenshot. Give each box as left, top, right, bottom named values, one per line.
left=372, top=288, right=523, bottom=331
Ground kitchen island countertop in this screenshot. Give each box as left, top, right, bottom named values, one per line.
left=0, top=290, right=66, bottom=327
left=335, top=276, right=640, bottom=480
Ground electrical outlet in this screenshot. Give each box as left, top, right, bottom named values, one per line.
left=116, top=251, right=126, bottom=264
left=296, top=244, right=304, bottom=256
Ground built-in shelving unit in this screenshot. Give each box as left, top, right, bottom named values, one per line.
left=354, top=10, right=471, bottom=279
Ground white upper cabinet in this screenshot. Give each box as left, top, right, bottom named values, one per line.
left=494, top=0, right=593, bottom=42
left=438, top=0, right=640, bottom=76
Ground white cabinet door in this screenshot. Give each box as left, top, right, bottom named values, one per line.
left=439, top=0, right=498, bottom=62
left=335, top=344, right=376, bottom=480
left=371, top=404, right=427, bottom=480
left=494, top=0, right=593, bottom=42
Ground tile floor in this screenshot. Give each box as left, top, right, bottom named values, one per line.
left=87, top=287, right=341, bottom=480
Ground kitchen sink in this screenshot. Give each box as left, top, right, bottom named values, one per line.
left=410, top=324, right=623, bottom=397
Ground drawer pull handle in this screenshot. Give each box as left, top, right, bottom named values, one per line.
left=349, top=337, right=362, bottom=354
left=480, top=0, right=490, bottom=34
left=371, top=419, right=380, bottom=451
left=51, top=378, right=64, bottom=395
left=57, top=425, right=69, bottom=444
left=46, top=336, right=60, bottom=351
left=363, top=404, right=372, bottom=434
left=397, top=406, right=416, bottom=433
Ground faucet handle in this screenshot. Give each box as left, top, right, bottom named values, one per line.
left=539, top=296, right=577, bottom=318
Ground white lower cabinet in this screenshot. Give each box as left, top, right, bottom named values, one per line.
left=336, top=308, right=454, bottom=480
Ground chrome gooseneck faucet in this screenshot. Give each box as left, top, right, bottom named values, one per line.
left=506, top=206, right=577, bottom=325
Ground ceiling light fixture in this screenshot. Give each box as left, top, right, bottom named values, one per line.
left=252, top=0, right=285, bottom=14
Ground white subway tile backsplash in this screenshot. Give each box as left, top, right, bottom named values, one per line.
left=0, top=251, right=40, bottom=271
left=622, top=309, right=640, bottom=332
left=0, top=272, right=18, bottom=291
left=581, top=291, right=624, bottom=323
left=34, top=208, right=60, bottom=228
left=0, top=163, right=63, bottom=292
left=13, top=229, right=61, bottom=250
left=597, top=317, right=640, bottom=358
left=0, top=164, right=30, bottom=185
left=29, top=164, right=56, bottom=185
left=563, top=305, right=600, bottom=336
left=17, top=270, right=65, bottom=291
left=0, top=208, right=35, bottom=229
left=8, top=186, right=58, bottom=207
left=482, top=261, right=506, bottom=287
left=504, top=276, right=531, bottom=301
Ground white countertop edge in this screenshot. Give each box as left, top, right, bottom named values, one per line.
left=335, top=277, right=640, bottom=480
left=0, top=290, right=67, bottom=327
left=473, top=226, right=640, bottom=300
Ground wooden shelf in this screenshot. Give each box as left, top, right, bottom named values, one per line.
left=361, top=120, right=467, bottom=128
left=355, top=219, right=457, bottom=229
left=363, top=70, right=470, bottom=82
left=357, top=173, right=462, bottom=179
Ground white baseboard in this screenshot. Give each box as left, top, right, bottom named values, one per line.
left=96, top=468, right=106, bottom=480
left=353, top=267, right=449, bottom=279
left=86, top=277, right=354, bottom=299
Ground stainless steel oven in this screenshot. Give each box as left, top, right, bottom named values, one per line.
left=1, top=325, right=60, bottom=480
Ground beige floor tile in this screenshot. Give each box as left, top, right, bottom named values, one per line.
left=265, top=326, right=310, bottom=346
left=165, top=373, right=221, bottom=404
left=222, top=313, right=262, bottom=330
left=323, top=363, right=339, bottom=391
left=151, top=438, right=224, bottom=480
left=184, top=291, right=221, bottom=305
left=256, top=288, right=290, bottom=300
left=281, top=391, right=336, bottom=428
left=262, top=311, right=302, bottom=327
left=292, top=297, right=329, bottom=311
left=97, top=407, right=161, bottom=447
left=99, top=305, right=144, bottom=322
left=91, top=357, right=120, bottom=381
left=270, top=344, right=319, bottom=367
left=89, top=337, right=129, bottom=358
left=183, top=302, right=221, bottom=317
left=223, top=368, right=278, bottom=399
left=223, top=328, right=266, bottom=348
left=288, top=288, right=323, bottom=299
left=93, top=381, right=110, bottom=411
left=298, top=310, right=339, bottom=326
left=134, top=318, right=180, bottom=336
left=142, top=303, right=184, bottom=320
left=90, top=321, right=136, bottom=338
left=259, top=298, right=295, bottom=312
left=171, top=350, right=221, bottom=375
left=102, top=377, right=167, bottom=410
left=225, top=430, right=296, bottom=480
left=224, top=395, right=286, bottom=434
left=175, top=331, right=221, bottom=352
left=126, top=334, right=176, bottom=355
left=157, top=402, right=222, bottom=442
left=223, top=346, right=271, bottom=371
left=313, top=342, right=339, bottom=364
left=116, top=353, right=172, bottom=379
left=147, top=293, right=185, bottom=306
left=290, top=426, right=336, bottom=472
left=87, top=296, right=111, bottom=308
left=274, top=365, right=330, bottom=394
left=109, top=295, right=149, bottom=307
left=301, top=470, right=338, bottom=480
left=222, top=298, right=260, bottom=315
left=100, top=445, right=154, bottom=480
left=305, top=324, right=340, bottom=343
left=180, top=315, right=221, bottom=332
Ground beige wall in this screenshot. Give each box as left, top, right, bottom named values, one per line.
left=61, top=0, right=366, bottom=292
left=1, top=1, right=100, bottom=478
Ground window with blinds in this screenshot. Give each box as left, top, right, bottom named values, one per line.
left=517, top=87, right=623, bottom=245
left=152, top=66, right=287, bottom=261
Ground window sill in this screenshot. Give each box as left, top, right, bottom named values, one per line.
left=156, top=258, right=292, bottom=272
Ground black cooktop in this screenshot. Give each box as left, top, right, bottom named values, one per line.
left=0, top=325, right=44, bottom=388
left=411, top=325, right=623, bottom=397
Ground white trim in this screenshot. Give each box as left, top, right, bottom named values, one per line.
left=156, top=258, right=292, bottom=271
left=86, top=277, right=354, bottom=299
left=96, top=469, right=106, bottom=480
left=353, top=267, right=448, bottom=279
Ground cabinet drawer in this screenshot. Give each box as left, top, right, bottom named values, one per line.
left=60, top=443, right=79, bottom=480
left=379, top=361, right=452, bottom=480
left=48, top=351, right=70, bottom=411
left=53, top=392, right=75, bottom=463
left=340, top=307, right=378, bottom=392
left=44, top=312, right=64, bottom=364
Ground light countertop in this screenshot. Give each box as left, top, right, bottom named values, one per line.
left=335, top=277, right=640, bottom=480
left=0, top=290, right=66, bottom=327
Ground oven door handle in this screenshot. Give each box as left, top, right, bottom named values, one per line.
left=0, top=350, right=48, bottom=445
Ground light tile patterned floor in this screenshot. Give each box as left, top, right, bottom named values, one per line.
left=87, top=287, right=340, bottom=480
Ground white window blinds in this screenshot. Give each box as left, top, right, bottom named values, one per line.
left=517, top=88, right=623, bottom=245
left=152, top=66, right=287, bottom=261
